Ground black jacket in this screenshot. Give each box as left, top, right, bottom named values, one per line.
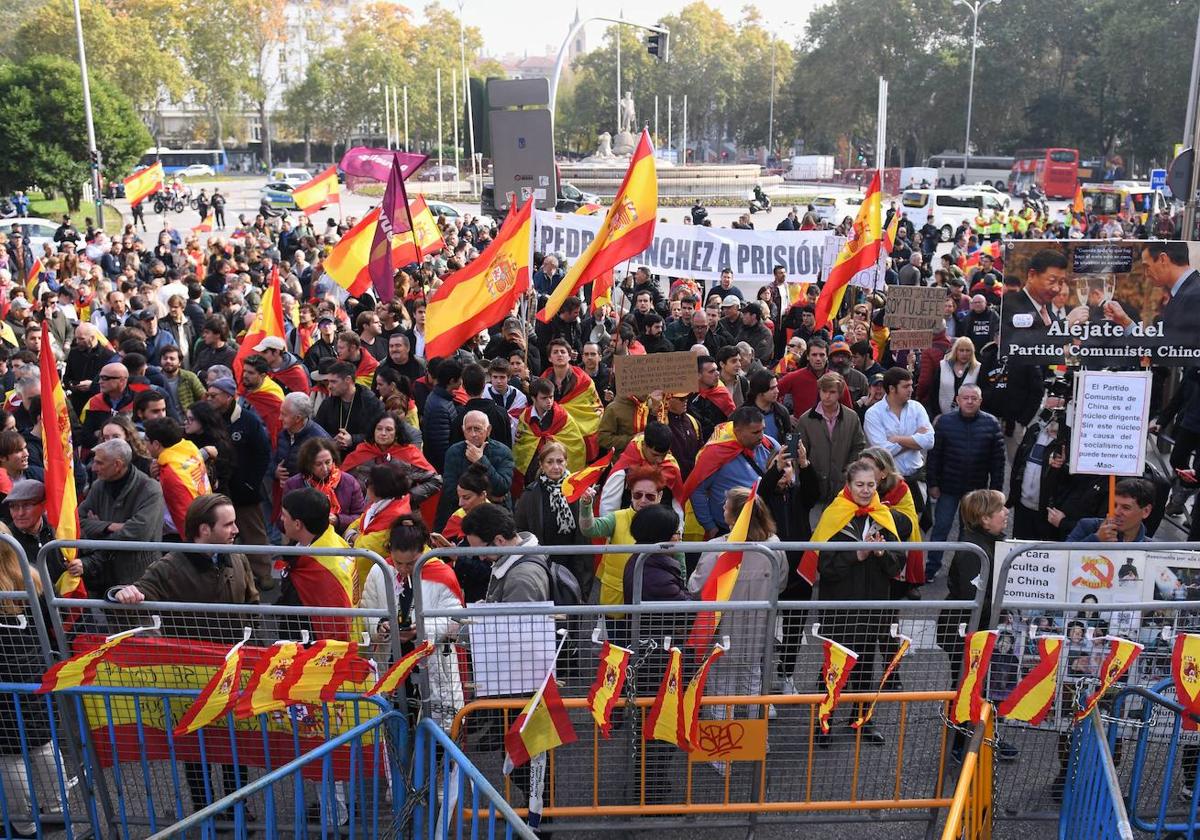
left=224, top=399, right=271, bottom=506
left=927, top=409, right=1005, bottom=497
left=450, top=396, right=512, bottom=449
left=315, top=385, right=385, bottom=456
left=420, top=386, right=461, bottom=473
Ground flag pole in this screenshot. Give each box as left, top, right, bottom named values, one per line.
left=519, top=630, right=570, bottom=733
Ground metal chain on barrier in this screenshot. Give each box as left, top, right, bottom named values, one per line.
left=621, top=637, right=658, bottom=798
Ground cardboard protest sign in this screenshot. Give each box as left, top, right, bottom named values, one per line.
left=613, top=352, right=697, bottom=398
left=1000, top=240, right=1200, bottom=366
left=885, top=286, right=945, bottom=350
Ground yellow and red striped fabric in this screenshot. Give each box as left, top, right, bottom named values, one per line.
left=174, top=640, right=246, bottom=736
left=365, top=640, right=435, bottom=697
left=687, top=482, right=757, bottom=655
left=814, top=170, right=882, bottom=329
left=997, top=636, right=1062, bottom=725
left=292, top=165, right=340, bottom=215
left=645, top=645, right=686, bottom=748
left=818, top=638, right=858, bottom=733
left=39, top=329, right=78, bottom=564
left=951, top=630, right=997, bottom=725
left=324, top=209, right=378, bottom=297
left=157, top=439, right=212, bottom=534
left=123, top=162, right=164, bottom=207
left=587, top=641, right=630, bottom=737
left=1076, top=637, right=1142, bottom=721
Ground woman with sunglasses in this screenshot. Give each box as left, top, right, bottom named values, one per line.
left=579, top=465, right=671, bottom=608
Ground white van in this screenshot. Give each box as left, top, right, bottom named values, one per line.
left=269, top=167, right=313, bottom=187
left=810, top=191, right=864, bottom=225
left=899, top=188, right=1010, bottom=242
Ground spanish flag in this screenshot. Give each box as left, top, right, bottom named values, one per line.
left=817, top=637, right=858, bottom=733
left=852, top=633, right=911, bottom=730
left=960, top=240, right=1002, bottom=271
left=1076, top=636, right=1142, bottom=721
left=37, top=628, right=136, bottom=693
left=287, top=527, right=356, bottom=640
left=813, top=170, right=882, bottom=330
left=682, top=644, right=725, bottom=749
left=645, top=645, right=687, bottom=748
left=123, top=162, right=164, bottom=207
left=591, top=268, right=614, bottom=310
left=275, top=640, right=371, bottom=705
left=538, top=129, right=657, bottom=322
left=560, top=452, right=612, bottom=503
left=232, top=267, right=286, bottom=386
left=390, top=196, right=446, bottom=266
left=881, top=210, right=901, bottom=255
left=244, top=377, right=285, bottom=446
left=174, top=638, right=247, bottom=736
left=997, top=636, right=1062, bottom=725
left=1072, top=185, right=1085, bottom=215
left=39, top=329, right=79, bottom=564
left=503, top=671, right=577, bottom=774
left=950, top=630, right=997, bottom=725
left=25, top=257, right=42, bottom=299
left=156, top=439, right=212, bottom=536
left=235, top=641, right=300, bottom=718
left=324, top=209, right=379, bottom=297
left=425, top=199, right=534, bottom=360
left=587, top=641, right=630, bottom=737
left=687, top=482, right=757, bottom=656
left=365, top=640, right=435, bottom=697
left=192, top=212, right=214, bottom=234
left=1173, top=633, right=1200, bottom=723
left=292, top=165, right=341, bottom=215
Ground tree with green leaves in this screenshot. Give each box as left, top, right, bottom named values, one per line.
left=0, top=56, right=151, bottom=210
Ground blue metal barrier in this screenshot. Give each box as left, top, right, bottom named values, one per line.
left=411, top=718, right=537, bottom=840
left=1058, top=709, right=1132, bottom=840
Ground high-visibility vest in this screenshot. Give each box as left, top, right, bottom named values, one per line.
left=974, top=214, right=988, bottom=233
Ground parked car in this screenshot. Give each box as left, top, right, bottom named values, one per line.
left=4, top=217, right=58, bottom=252
left=259, top=182, right=298, bottom=210
left=480, top=181, right=598, bottom=217
left=178, top=164, right=215, bottom=178
left=415, top=164, right=460, bottom=182
left=268, top=168, right=313, bottom=187
left=810, top=191, right=865, bottom=225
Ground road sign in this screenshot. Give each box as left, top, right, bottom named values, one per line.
left=1151, top=168, right=1167, bottom=191
left=1168, top=148, right=1194, bottom=201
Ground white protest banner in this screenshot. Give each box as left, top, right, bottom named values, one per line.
left=466, top=603, right=558, bottom=696
left=534, top=209, right=828, bottom=293
left=1069, top=369, right=1152, bottom=476
left=994, top=541, right=1070, bottom=607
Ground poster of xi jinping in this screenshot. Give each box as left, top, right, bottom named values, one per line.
left=1000, top=240, right=1200, bottom=366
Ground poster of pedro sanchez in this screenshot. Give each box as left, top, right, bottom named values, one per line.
left=1000, top=240, right=1200, bottom=366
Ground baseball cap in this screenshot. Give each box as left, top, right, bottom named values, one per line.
left=721, top=294, right=741, bottom=308
left=829, top=340, right=851, bottom=356
left=134, top=309, right=156, bottom=321
left=317, top=315, right=335, bottom=326
left=6, top=479, right=45, bottom=504
left=253, top=335, right=287, bottom=352
left=869, top=373, right=885, bottom=386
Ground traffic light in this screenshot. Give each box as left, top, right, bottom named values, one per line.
left=646, top=32, right=664, bottom=60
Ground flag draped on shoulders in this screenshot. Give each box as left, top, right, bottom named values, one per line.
left=951, top=630, right=997, bottom=725
left=814, top=171, right=882, bottom=329
left=157, top=439, right=212, bottom=535
left=245, top=377, right=286, bottom=445
left=425, top=199, right=534, bottom=359
left=287, top=527, right=356, bottom=640
left=997, top=636, right=1062, bottom=725
left=538, top=129, right=657, bottom=322
left=680, top=422, right=746, bottom=501
left=513, top=402, right=587, bottom=475
left=547, top=366, right=603, bottom=458
left=797, top=488, right=898, bottom=585
left=503, top=672, right=577, bottom=774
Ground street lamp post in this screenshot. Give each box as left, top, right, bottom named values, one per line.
left=767, top=37, right=775, bottom=165
left=956, top=0, right=1000, bottom=182
left=71, top=0, right=103, bottom=227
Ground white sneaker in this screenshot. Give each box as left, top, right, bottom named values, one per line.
left=781, top=677, right=797, bottom=695
left=1182, top=784, right=1194, bottom=802
left=767, top=704, right=777, bottom=719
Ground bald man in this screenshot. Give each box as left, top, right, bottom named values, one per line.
left=435, top=408, right=515, bottom=530
left=64, top=321, right=118, bottom=415
left=80, top=361, right=135, bottom=448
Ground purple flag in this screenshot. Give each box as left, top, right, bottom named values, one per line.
left=368, top=154, right=417, bottom=302
left=339, top=147, right=427, bottom=185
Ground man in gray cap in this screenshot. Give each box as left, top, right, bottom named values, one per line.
left=78, top=439, right=165, bottom=606
left=0, top=479, right=73, bottom=585
left=715, top=294, right=744, bottom=346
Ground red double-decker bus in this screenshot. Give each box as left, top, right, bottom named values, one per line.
left=1008, top=148, right=1080, bottom=199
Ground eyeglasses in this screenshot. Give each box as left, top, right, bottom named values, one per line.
left=630, top=491, right=659, bottom=501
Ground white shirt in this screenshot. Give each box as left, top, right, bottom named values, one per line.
left=863, top=398, right=935, bottom=476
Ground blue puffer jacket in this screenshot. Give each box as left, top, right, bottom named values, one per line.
left=926, top=409, right=1005, bottom=497
left=420, top=386, right=460, bottom=473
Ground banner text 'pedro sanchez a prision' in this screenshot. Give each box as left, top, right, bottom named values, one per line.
left=1000, top=240, right=1200, bottom=366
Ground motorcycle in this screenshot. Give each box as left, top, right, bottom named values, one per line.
left=0, top=198, right=16, bottom=219
left=748, top=185, right=772, bottom=214
left=153, top=192, right=185, bottom=214
left=690, top=201, right=709, bottom=226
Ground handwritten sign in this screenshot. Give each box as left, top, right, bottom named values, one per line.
left=885, top=286, right=947, bottom=331
left=887, top=330, right=937, bottom=351
left=1069, top=370, right=1151, bottom=476
left=613, top=352, right=697, bottom=398
left=687, top=718, right=768, bottom=763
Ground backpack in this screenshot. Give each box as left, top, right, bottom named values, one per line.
left=514, top=555, right=584, bottom=607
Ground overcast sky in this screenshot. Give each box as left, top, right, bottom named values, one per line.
left=449, top=0, right=822, bottom=58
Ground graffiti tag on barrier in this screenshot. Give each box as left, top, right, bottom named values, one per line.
left=687, top=718, right=768, bottom=763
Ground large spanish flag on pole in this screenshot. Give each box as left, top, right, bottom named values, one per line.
left=950, top=630, right=997, bottom=725
left=40, top=329, right=79, bottom=568
left=123, top=162, right=163, bottom=207
left=687, top=482, right=757, bottom=656
left=1076, top=636, right=1142, bottom=721
left=324, top=209, right=378, bottom=297
left=997, top=636, right=1062, bottom=725
left=390, top=196, right=446, bottom=266
left=425, top=199, right=534, bottom=359
left=537, top=129, right=658, bottom=322
left=232, top=267, right=286, bottom=387
left=292, top=165, right=341, bottom=215
left=813, top=170, right=882, bottom=330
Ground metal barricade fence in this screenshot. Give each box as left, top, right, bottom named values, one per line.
left=20, top=539, right=405, bottom=838
left=143, top=706, right=408, bottom=840
left=940, top=703, right=994, bottom=840
left=411, top=717, right=538, bottom=840
left=1058, top=709, right=1133, bottom=840
left=411, top=540, right=992, bottom=833
left=990, top=541, right=1200, bottom=824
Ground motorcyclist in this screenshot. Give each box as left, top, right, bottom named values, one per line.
left=751, top=185, right=772, bottom=212
left=690, top=200, right=709, bottom=226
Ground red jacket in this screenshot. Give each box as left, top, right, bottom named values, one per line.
left=777, top=366, right=852, bottom=418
